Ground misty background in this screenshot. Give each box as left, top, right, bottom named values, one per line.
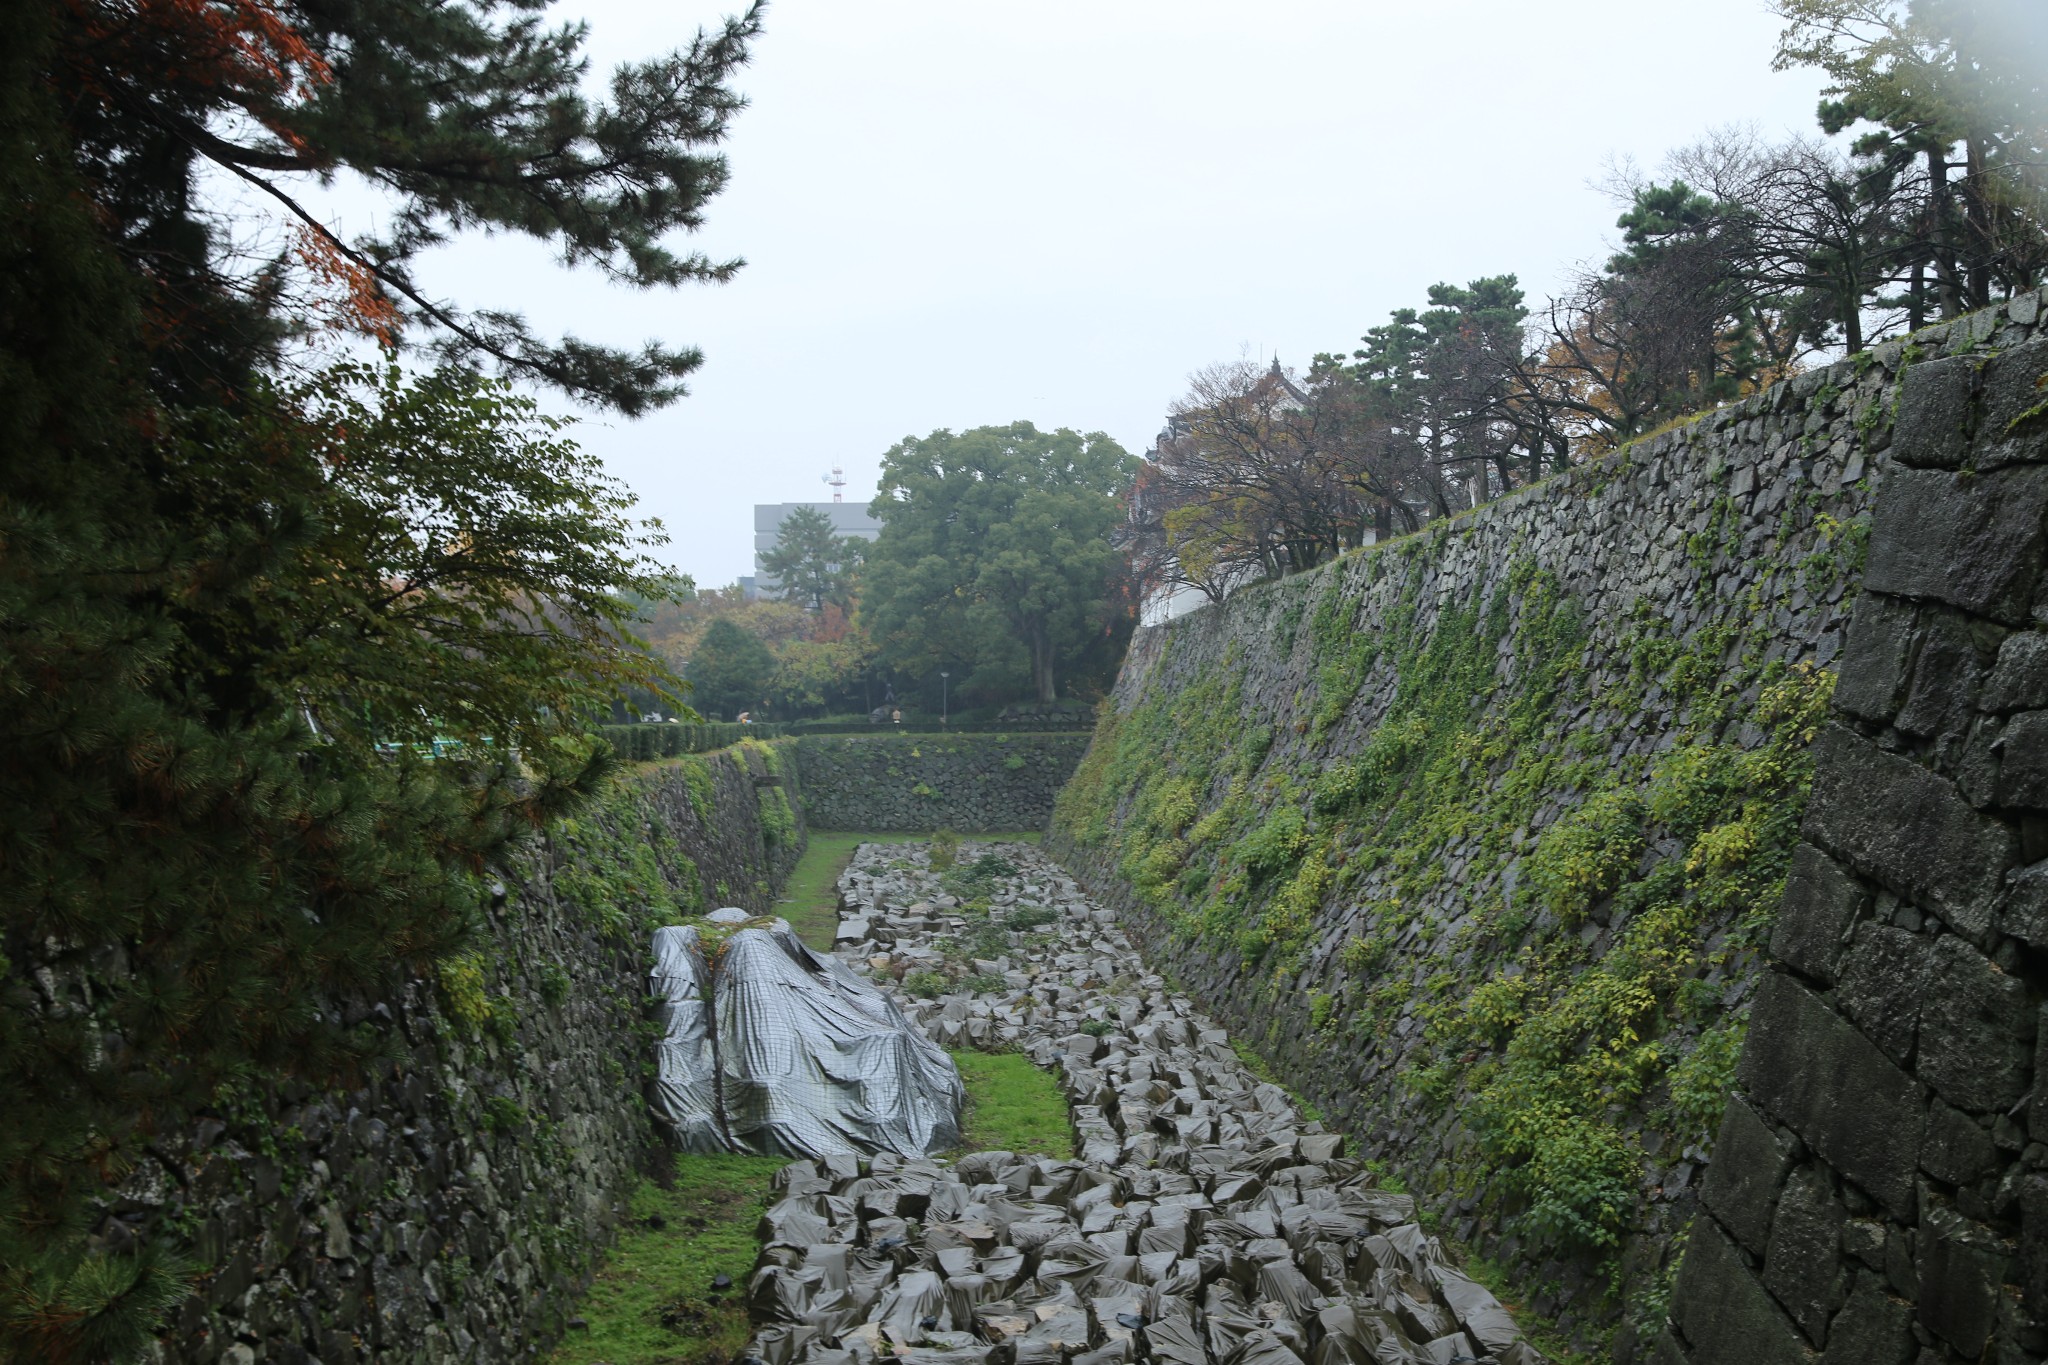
left=399, top=2, right=1835, bottom=585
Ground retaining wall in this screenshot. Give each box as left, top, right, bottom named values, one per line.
left=794, top=732, right=1088, bottom=831
left=141, top=740, right=803, bottom=1365
left=1662, top=329, right=2048, bottom=1361
left=1048, top=294, right=2047, bottom=1354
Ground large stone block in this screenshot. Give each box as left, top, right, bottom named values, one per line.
left=1916, top=1201, right=2010, bottom=1359
left=1863, top=464, right=2048, bottom=626
left=1737, top=972, right=1925, bottom=1220
left=1892, top=352, right=1977, bottom=470
left=1770, top=844, right=1867, bottom=987
left=1830, top=594, right=1918, bottom=723
left=1803, top=726, right=2013, bottom=939
left=1762, top=1164, right=1846, bottom=1345
left=1832, top=923, right=1928, bottom=1066
left=1976, top=336, right=2048, bottom=469
left=1997, top=709, right=2048, bottom=811
left=2020, top=1172, right=2048, bottom=1331
left=1918, top=934, right=2034, bottom=1114
left=1919, top=1100, right=1999, bottom=1187
left=1701, top=1095, right=1800, bottom=1255
left=1670, top=1221, right=1811, bottom=1365
left=1894, top=609, right=1990, bottom=739
left=1816, top=1269, right=1915, bottom=1365
left=1982, top=632, right=2048, bottom=714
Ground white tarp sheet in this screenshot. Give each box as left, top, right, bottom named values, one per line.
left=649, top=917, right=963, bottom=1158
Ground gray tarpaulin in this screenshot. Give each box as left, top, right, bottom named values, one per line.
left=649, top=917, right=963, bottom=1158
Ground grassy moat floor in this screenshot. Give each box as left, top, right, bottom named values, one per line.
left=776, top=830, right=1043, bottom=949
left=551, top=833, right=1064, bottom=1365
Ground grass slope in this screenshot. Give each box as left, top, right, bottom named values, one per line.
left=548, top=1153, right=786, bottom=1365
left=951, top=1050, right=1074, bottom=1158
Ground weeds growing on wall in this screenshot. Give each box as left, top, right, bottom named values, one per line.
left=1054, top=536, right=1837, bottom=1291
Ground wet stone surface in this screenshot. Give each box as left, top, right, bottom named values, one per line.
left=745, top=841, right=1542, bottom=1365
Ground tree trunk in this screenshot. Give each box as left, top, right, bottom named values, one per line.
left=1030, top=619, right=1057, bottom=704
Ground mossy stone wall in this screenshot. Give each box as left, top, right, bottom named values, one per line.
left=139, top=741, right=803, bottom=1365
left=794, top=732, right=1089, bottom=831
left=1048, top=295, right=2047, bottom=1357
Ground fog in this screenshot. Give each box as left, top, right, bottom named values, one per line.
left=404, top=1, right=1832, bottom=585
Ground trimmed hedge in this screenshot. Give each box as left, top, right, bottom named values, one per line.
left=600, top=722, right=786, bottom=759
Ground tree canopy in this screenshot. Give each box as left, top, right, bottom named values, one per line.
left=760, top=504, right=865, bottom=612
left=48, top=0, right=761, bottom=412
left=689, top=617, right=778, bottom=719
left=1, top=0, right=756, bottom=1352
left=861, top=423, right=1137, bottom=704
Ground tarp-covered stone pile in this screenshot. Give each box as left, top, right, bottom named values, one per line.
left=744, top=843, right=1542, bottom=1365
left=650, top=913, right=963, bottom=1158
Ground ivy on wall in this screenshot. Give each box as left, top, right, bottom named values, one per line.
left=1054, top=530, right=1842, bottom=1312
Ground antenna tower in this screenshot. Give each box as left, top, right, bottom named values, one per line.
left=822, top=466, right=847, bottom=503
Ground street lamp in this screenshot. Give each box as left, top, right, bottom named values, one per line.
left=940, top=671, right=950, bottom=726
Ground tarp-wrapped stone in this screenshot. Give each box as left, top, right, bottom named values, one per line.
left=649, top=918, right=963, bottom=1158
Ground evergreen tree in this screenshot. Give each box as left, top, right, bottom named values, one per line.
left=1, top=0, right=745, bottom=1353
left=688, top=618, right=778, bottom=719
left=760, top=505, right=864, bottom=612
left=861, top=423, right=1136, bottom=705
left=46, top=0, right=763, bottom=411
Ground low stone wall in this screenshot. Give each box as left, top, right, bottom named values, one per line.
left=1662, top=337, right=2048, bottom=1361
left=794, top=732, right=1088, bottom=831
left=141, top=741, right=803, bottom=1365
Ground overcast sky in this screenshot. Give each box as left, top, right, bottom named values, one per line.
left=412, top=1, right=1832, bottom=587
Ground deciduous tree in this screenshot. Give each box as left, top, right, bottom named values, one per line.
left=863, top=423, right=1136, bottom=704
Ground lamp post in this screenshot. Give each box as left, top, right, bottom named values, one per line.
left=940, top=671, right=950, bottom=726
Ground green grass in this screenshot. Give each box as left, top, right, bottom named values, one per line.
left=951, top=1049, right=1074, bottom=1157
left=775, top=831, right=1043, bottom=949
left=548, top=1152, right=787, bottom=1365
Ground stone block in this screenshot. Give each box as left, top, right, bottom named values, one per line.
left=1892, top=352, right=1976, bottom=470
left=1918, top=934, right=2034, bottom=1114
left=1700, top=1095, right=1799, bottom=1256
left=1998, top=710, right=2048, bottom=810
left=1895, top=609, right=1990, bottom=739
left=1833, top=923, right=1928, bottom=1066
left=1737, top=972, right=1925, bottom=1220
left=1920, top=1100, right=1999, bottom=1187
left=1864, top=464, right=2048, bottom=626
left=1770, top=844, right=1867, bottom=987
left=1916, top=1201, right=2009, bottom=1358
left=1976, top=337, right=2048, bottom=469
left=1762, top=1164, right=1846, bottom=1344
left=1803, top=725, right=2014, bottom=940
left=1669, top=1221, right=1811, bottom=1365
left=1815, top=1270, right=1915, bottom=1365
left=2019, top=1172, right=2048, bottom=1329
left=1982, top=632, right=2048, bottom=713
left=1831, top=594, right=1919, bottom=723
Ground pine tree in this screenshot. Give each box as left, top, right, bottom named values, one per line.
left=47, top=0, right=763, bottom=411
left=2, top=0, right=749, bottom=1354
left=760, top=505, right=864, bottom=612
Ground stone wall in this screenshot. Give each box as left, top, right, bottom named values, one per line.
left=1661, top=333, right=2048, bottom=1361
left=140, top=740, right=803, bottom=1365
left=1047, top=294, right=2047, bottom=1354
left=794, top=732, right=1088, bottom=832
